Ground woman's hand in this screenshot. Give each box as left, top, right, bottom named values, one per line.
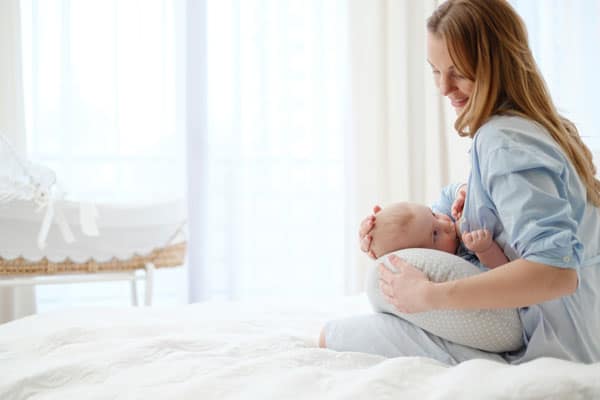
left=451, top=184, right=467, bottom=220
left=378, top=254, right=434, bottom=313
left=358, top=205, right=382, bottom=259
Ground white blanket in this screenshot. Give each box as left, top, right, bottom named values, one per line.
left=1, top=295, right=599, bottom=399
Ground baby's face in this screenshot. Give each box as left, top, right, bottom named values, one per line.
left=407, top=204, right=459, bottom=254
left=371, top=203, right=459, bottom=257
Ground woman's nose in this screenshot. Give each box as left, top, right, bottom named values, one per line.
left=439, top=75, right=455, bottom=96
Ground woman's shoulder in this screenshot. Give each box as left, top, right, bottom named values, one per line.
left=474, top=115, right=558, bottom=154
left=473, top=115, right=568, bottom=175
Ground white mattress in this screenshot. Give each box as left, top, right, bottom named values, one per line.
left=0, top=199, right=186, bottom=263
left=1, top=295, right=599, bottom=399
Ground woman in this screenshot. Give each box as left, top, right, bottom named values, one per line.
left=320, top=0, right=600, bottom=365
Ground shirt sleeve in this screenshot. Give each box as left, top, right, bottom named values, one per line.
left=431, top=182, right=464, bottom=219
left=478, top=135, right=584, bottom=270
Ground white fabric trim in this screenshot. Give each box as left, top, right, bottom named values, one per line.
left=0, top=199, right=187, bottom=263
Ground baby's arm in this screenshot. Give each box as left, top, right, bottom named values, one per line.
left=462, top=229, right=508, bottom=269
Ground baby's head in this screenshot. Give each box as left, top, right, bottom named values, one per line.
left=369, top=202, right=459, bottom=258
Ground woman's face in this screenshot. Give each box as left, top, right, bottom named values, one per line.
left=427, top=33, right=474, bottom=114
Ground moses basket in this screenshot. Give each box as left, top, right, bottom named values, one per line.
left=0, top=198, right=187, bottom=306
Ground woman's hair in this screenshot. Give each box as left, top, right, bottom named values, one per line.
left=427, top=0, right=600, bottom=206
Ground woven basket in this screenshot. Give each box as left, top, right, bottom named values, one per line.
left=0, top=242, right=186, bottom=276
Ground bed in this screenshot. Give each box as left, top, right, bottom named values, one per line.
left=1, top=295, right=599, bottom=399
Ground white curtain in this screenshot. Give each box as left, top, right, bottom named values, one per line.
left=11, top=0, right=597, bottom=311
left=14, top=0, right=480, bottom=309
left=185, top=0, right=469, bottom=300
left=0, top=0, right=37, bottom=323
left=20, top=0, right=185, bottom=203
left=347, top=0, right=470, bottom=291
left=18, top=0, right=187, bottom=309
left=510, top=0, right=600, bottom=161
left=187, top=0, right=351, bottom=301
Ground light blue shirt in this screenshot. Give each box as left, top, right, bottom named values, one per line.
left=462, top=115, right=600, bottom=363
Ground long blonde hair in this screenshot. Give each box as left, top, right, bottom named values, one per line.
left=428, top=0, right=600, bottom=206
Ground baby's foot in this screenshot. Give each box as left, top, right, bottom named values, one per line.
left=462, top=229, right=493, bottom=253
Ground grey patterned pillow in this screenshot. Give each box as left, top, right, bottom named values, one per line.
left=366, top=248, right=523, bottom=352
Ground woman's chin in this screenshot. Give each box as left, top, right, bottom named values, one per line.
left=453, top=105, right=466, bottom=115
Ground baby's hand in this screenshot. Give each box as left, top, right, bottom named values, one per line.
left=462, top=229, right=493, bottom=253
left=451, top=184, right=467, bottom=220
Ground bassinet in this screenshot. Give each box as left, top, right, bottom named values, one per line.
left=0, top=198, right=187, bottom=306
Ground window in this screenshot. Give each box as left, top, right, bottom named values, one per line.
left=511, top=0, right=600, bottom=160
left=199, top=0, right=350, bottom=299
left=20, top=0, right=186, bottom=310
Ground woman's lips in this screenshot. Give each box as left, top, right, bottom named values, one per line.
left=451, top=97, right=468, bottom=108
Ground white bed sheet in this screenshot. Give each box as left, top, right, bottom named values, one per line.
left=0, top=295, right=599, bottom=399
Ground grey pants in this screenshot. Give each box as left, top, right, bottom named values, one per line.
left=324, top=253, right=512, bottom=365
left=323, top=312, right=507, bottom=365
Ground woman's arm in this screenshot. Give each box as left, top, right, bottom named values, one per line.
left=378, top=255, right=578, bottom=313
left=429, top=258, right=578, bottom=310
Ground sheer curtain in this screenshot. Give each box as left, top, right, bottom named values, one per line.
left=188, top=0, right=351, bottom=301
left=19, top=0, right=187, bottom=309
left=13, top=1, right=599, bottom=311
left=346, top=0, right=470, bottom=290
left=510, top=0, right=600, bottom=161
left=20, top=0, right=185, bottom=203
left=0, top=0, right=36, bottom=323
left=186, top=0, right=468, bottom=300
left=16, top=0, right=474, bottom=308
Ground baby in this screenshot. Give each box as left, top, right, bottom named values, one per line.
left=369, top=196, right=508, bottom=269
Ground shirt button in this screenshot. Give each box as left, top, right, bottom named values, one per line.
left=563, top=256, right=571, bottom=262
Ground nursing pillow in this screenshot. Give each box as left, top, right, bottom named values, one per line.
left=366, top=248, right=523, bottom=352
